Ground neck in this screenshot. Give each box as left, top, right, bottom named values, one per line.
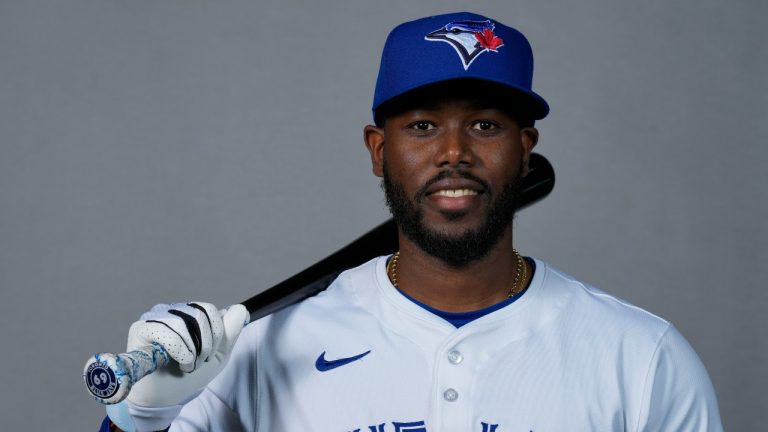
left=392, top=226, right=529, bottom=313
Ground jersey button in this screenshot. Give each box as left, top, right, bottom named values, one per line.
left=447, top=350, right=463, bottom=364
left=443, top=388, right=459, bottom=402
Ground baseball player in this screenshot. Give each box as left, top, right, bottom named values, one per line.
left=99, top=12, right=723, bottom=432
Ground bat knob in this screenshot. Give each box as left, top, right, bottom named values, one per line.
left=83, top=344, right=170, bottom=404
left=83, top=353, right=131, bottom=404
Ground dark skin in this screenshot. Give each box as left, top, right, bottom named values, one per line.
left=364, top=99, right=539, bottom=313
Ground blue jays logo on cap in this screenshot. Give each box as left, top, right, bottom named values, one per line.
left=425, top=19, right=504, bottom=70
left=372, top=12, right=550, bottom=121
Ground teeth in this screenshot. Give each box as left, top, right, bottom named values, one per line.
left=434, top=189, right=478, bottom=197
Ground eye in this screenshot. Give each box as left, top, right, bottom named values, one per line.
left=471, top=120, right=498, bottom=131
left=409, top=121, right=435, bottom=131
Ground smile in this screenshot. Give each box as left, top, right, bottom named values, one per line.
left=432, top=189, right=479, bottom=197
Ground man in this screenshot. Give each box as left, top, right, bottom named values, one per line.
left=101, top=12, right=722, bottom=432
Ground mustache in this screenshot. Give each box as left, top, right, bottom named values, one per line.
left=415, top=169, right=490, bottom=202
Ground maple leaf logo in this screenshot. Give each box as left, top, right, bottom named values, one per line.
left=475, top=28, right=504, bottom=51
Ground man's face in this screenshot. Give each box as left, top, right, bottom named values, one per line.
left=364, top=97, right=538, bottom=267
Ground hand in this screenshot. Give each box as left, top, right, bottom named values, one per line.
left=125, top=302, right=248, bottom=408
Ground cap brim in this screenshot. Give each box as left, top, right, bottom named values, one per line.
left=374, top=78, right=549, bottom=125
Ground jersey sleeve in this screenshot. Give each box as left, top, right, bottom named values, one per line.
left=636, top=324, right=723, bottom=432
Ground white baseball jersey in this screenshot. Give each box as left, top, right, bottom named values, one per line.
left=164, top=256, right=721, bottom=431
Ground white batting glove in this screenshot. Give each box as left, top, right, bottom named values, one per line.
left=111, top=302, right=248, bottom=431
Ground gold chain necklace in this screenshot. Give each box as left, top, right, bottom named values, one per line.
left=386, top=250, right=527, bottom=298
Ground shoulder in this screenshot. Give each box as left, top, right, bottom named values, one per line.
left=202, top=258, right=387, bottom=415
left=524, top=258, right=677, bottom=368
left=240, top=256, right=384, bottom=338
left=534, top=260, right=722, bottom=429
left=535, top=259, right=672, bottom=337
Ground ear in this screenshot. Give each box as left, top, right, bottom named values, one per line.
left=364, top=125, right=386, bottom=178
left=519, top=127, right=539, bottom=177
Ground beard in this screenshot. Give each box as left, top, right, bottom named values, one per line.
left=382, top=161, right=522, bottom=268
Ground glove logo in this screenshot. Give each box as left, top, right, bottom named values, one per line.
left=425, top=20, right=504, bottom=70
left=315, top=350, right=371, bottom=372
left=84, top=361, right=119, bottom=399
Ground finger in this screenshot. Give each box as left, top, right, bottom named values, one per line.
left=218, top=304, right=249, bottom=356
left=188, top=302, right=224, bottom=358
left=128, top=320, right=196, bottom=368
left=136, top=303, right=212, bottom=372
left=166, top=303, right=213, bottom=371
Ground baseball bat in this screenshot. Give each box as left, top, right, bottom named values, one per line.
left=83, top=153, right=555, bottom=405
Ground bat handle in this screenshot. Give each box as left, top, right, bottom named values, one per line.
left=83, top=343, right=171, bottom=405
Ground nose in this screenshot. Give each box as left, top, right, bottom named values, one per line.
left=434, top=128, right=474, bottom=168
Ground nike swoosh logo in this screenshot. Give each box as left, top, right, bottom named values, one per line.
left=315, top=350, right=371, bottom=372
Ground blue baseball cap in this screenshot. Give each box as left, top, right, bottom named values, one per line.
left=372, top=12, right=549, bottom=123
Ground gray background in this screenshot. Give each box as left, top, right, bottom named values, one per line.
left=1, top=0, right=765, bottom=430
